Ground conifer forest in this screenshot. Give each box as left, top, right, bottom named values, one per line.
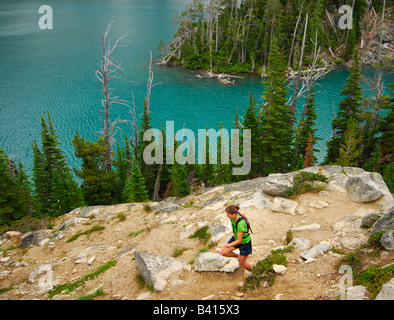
left=0, top=0, right=393, bottom=231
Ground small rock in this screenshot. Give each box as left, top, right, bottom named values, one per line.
left=274, top=293, right=283, bottom=300
left=309, top=201, right=329, bottom=209
left=271, top=197, right=298, bottom=215
left=290, top=237, right=311, bottom=251
left=305, top=258, right=316, bottom=264
left=380, top=230, right=394, bottom=251
left=299, top=241, right=332, bottom=260
left=273, top=264, right=287, bottom=275
left=0, top=270, right=11, bottom=277
left=291, top=223, right=321, bottom=231
left=20, top=230, right=49, bottom=247
left=0, top=257, right=10, bottom=263
left=136, top=291, right=151, bottom=300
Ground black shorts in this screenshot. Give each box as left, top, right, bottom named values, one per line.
left=228, top=236, right=252, bottom=256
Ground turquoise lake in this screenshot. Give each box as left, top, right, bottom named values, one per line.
left=0, top=0, right=393, bottom=172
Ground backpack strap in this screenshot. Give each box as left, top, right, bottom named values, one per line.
left=234, top=217, right=250, bottom=239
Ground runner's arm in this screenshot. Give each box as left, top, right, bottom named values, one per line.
left=227, top=232, right=243, bottom=247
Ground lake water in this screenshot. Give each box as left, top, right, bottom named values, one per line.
left=0, top=0, right=392, bottom=172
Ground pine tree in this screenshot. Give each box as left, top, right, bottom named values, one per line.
left=212, top=122, right=232, bottom=185
left=195, top=126, right=215, bottom=186
left=170, top=161, right=190, bottom=198
left=337, top=117, right=363, bottom=166
left=295, top=88, right=320, bottom=169
left=113, top=136, right=132, bottom=203
left=123, top=157, right=149, bottom=202
left=325, top=49, right=363, bottom=164
left=378, top=83, right=394, bottom=191
left=72, top=132, right=116, bottom=205
left=0, top=148, right=29, bottom=225
left=379, top=83, right=394, bottom=158
left=136, top=101, right=158, bottom=198
left=33, top=114, right=83, bottom=217
left=259, top=40, right=293, bottom=174
left=303, top=132, right=314, bottom=168
left=242, top=92, right=261, bottom=177
left=14, top=160, right=35, bottom=217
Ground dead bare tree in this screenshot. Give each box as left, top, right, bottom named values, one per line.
left=145, top=51, right=161, bottom=115
left=95, top=21, right=129, bottom=171
left=288, top=3, right=303, bottom=68
left=290, top=13, right=308, bottom=120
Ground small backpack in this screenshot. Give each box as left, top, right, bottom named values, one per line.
left=234, top=212, right=253, bottom=235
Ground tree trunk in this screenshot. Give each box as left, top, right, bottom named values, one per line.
left=288, top=6, right=303, bottom=68
left=290, top=14, right=308, bottom=120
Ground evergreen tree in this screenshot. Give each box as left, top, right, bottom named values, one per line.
left=195, top=126, right=215, bottom=186
left=136, top=101, right=158, bottom=198
left=33, top=114, right=83, bottom=217
left=72, top=132, right=116, bottom=205
left=232, top=106, right=242, bottom=130
left=303, top=132, right=314, bottom=168
left=242, top=92, right=261, bottom=177
left=14, top=160, right=34, bottom=216
left=325, top=49, right=364, bottom=164
left=113, top=136, right=132, bottom=203
left=0, top=148, right=31, bottom=225
left=378, top=83, right=394, bottom=191
left=259, top=41, right=293, bottom=174
left=123, top=157, right=149, bottom=202
left=212, top=122, right=232, bottom=185
left=294, top=88, right=320, bottom=169
left=170, top=161, right=190, bottom=198
left=337, top=117, right=363, bottom=166
left=379, top=83, right=394, bottom=158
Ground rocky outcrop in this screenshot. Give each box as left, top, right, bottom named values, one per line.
left=345, top=175, right=384, bottom=203
left=261, top=173, right=294, bottom=196
left=375, top=278, right=394, bottom=300
left=380, top=230, right=394, bottom=251
left=372, top=208, right=394, bottom=235
left=20, top=231, right=50, bottom=247
left=134, top=251, right=191, bottom=291
left=194, top=252, right=240, bottom=272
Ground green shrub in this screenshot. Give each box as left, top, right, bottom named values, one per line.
left=189, top=226, right=211, bottom=245
left=285, top=171, right=328, bottom=198
left=66, top=224, right=105, bottom=243
left=48, top=259, right=117, bottom=299
left=243, top=247, right=292, bottom=291
left=356, top=264, right=394, bottom=299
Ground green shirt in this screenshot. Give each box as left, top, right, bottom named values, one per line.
left=231, top=214, right=251, bottom=244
